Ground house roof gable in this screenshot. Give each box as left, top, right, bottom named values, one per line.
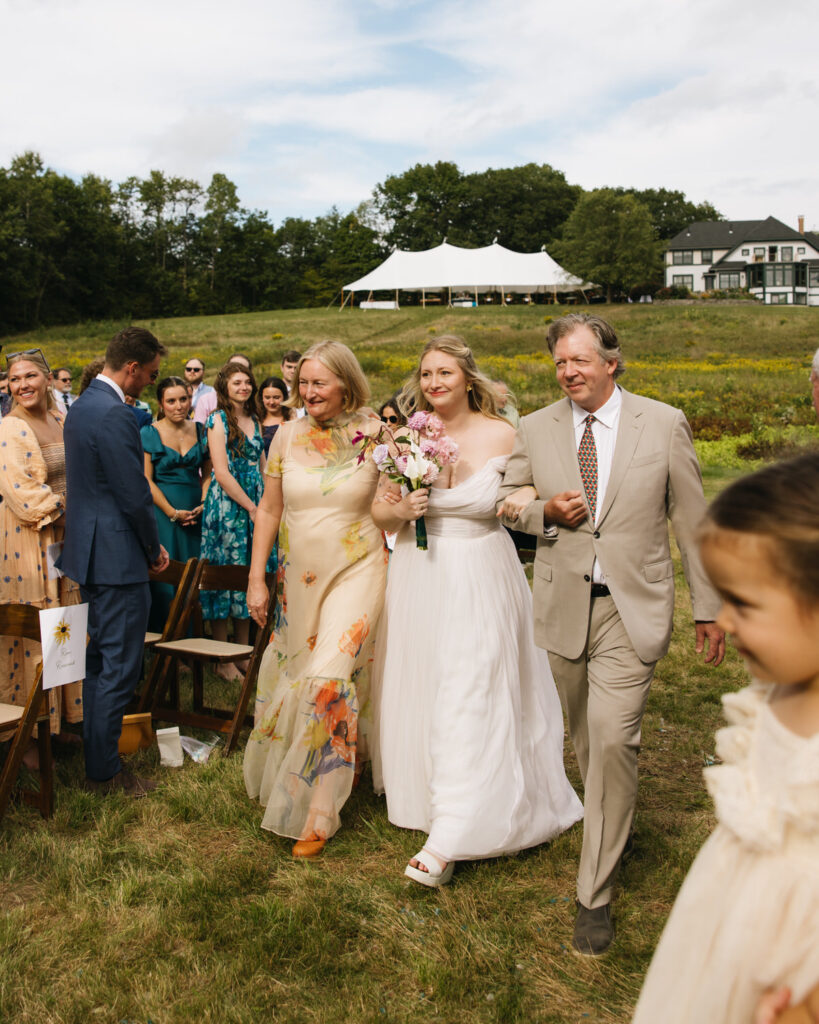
left=667, top=216, right=803, bottom=250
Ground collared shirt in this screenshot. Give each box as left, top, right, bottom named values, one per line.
left=53, top=388, right=74, bottom=412
left=190, top=381, right=214, bottom=411
left=96, top=373, right=126, bottom=403
left=570, top=385, right=622, bottom=584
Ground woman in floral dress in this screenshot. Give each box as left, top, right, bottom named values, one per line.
left=0, top=350, right=83, bottom=749
left=200, top=361, right=274, bottom=681
left=244, top=342, right=387, bottom=858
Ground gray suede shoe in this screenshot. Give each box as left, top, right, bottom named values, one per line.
left=572, top=902, right=614, bottom=956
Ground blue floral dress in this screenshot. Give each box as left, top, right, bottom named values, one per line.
left=200, top=410, right=275, bottom=620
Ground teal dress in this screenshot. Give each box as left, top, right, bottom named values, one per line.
left=200, top=410, right=275, bottom=621
left=141, top=422, right=209, bottom=632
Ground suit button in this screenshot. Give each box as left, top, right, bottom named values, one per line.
left=583, top=574, right=591, bottom=582
left=593, top=531, right=600, bottom=539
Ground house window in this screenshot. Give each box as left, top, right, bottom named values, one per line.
left=700, top=249, right=713, bottom=263
left=741, top=249, right=750, bottom=256
left=781, top=246, right=793, bottom=261
left=795, top=264, right=807, bottom=286
left=747, top=265, right=764, bottom=287
left=672, top=250, right=693, bottom=264
left=703, top=274, right=716, bottom=290
left=769, top=293, right=789, bottom=304
left=765, top=265, right=794, bottom=287
left=672, top=275, right=694, bottom=289
left=754, top=247, right=765, bottom=261
left=809, top=268, right=819, bottom=287
left=719, top=272, right=741, bottom=289
left=798, top=247, right=806, bottom=255
left=794, top=293, right=807, bottom=305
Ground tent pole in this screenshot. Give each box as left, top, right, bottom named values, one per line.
left=553, top=284, right=557, bottom=305
left=501, top=284, right=505, bottom=305
left=580, top=288, right=588, bottom=303
left=422, top=288, right=426, bottom=309
left=448, top=286, right=452, bottom=308
left=395, top=289, right=399, bottom=309
left=474, top=285, right=478, bottom=307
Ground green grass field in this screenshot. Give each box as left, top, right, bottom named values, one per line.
left=1, top=303, right=817, bottom=1023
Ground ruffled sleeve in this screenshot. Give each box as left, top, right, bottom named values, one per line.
left=704, top=683, right=819, bottom=851
left=140, top=423, right=164, bottom=460
left=0, top=416, right=63, bottom=528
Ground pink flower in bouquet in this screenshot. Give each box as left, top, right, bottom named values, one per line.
left=372, top=443, right=390, bottom=467
left=419, top=437, right=438, bottom=456
left=422, top=463, right=440, bottom=485
left=436, top=436, right=459, bottom=465
left=394, top=454, right=408, bottom=474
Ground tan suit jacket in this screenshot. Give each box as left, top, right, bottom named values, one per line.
left=498, top=388, right=720, bottom=664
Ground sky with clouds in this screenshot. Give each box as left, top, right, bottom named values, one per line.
left=3, top=0, right=818, bottom=232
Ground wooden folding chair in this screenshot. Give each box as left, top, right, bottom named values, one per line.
left=0, top=605, right=54, bottom=821
left=148, top=561, right=276, bottom=756
left=135, top=557, right=202, bottom=714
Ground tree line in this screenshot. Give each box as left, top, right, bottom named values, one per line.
left=0, top=153, right=721, bottom=333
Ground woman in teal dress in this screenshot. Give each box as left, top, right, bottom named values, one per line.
left=201, top=361, right=275, bottom=681
left=141, top=376, right=211, bottom=632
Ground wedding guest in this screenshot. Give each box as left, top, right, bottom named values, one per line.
left=378, top=395, right=405, bottom=427
left=200, top=361, right=273, bottom=681
left=370, top=336, right=581, bottom=886
left=52, top=367, right=75, bottom=415
left=183, top=357, right=213, bottom=413
left=59, top=326, right=168, bottom=797
left=78, top=358, right=105, bottom=396
left=0, top=349, right=84, bottom=756
left=244, top=342, right=387, bottom=858
left=493, top=379, right=520, bottom=428
left=141, top=376, right=211, bottom=632
left=280, top=350, right=306, bottom=418
left=195, top=352, right=251, bottom=426
left=633, top=454, right=819, bottom=1024
left=256, top=376, right=293, bottom=456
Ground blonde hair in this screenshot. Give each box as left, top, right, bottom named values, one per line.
left=6, top=351, right=56, bottom=414
left=399, top=335, right=502, bottom=419
left=288, top=341, right=370, bottom=413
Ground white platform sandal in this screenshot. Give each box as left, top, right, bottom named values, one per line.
left=404, top=849, right=454, bottom=888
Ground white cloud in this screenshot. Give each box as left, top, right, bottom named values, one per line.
left=1, top=0, right=819, bottom=226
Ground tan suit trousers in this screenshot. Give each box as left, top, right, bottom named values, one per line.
left=548, top=594, right=656, bottom=910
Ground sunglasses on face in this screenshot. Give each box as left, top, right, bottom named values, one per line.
left=58, top=376, right=72, bottom=383
left=381, top=414, right=399, bottom=424
left=185, top=365, right=202, bottom=372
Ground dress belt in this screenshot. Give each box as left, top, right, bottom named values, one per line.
left=590, top=583, right=611, bottom=598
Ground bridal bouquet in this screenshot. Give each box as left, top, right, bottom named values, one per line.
left=371, top=411, right=459, bottom=550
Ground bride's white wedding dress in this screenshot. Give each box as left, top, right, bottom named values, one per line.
left=371, top=455, right=582, bottom=861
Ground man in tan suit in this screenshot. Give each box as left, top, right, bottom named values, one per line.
left=498, top=313, right=724, bottom=955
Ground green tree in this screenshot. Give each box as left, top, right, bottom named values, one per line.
left=556, top=189, right=662, bottom=302
left=459, top=164, right=581, bottom=250
left=374, top=161, right=466, bottom=250
left=612, top=187, right=723, bottom=240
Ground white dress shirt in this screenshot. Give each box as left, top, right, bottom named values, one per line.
left=570, top=385, right=622, bottom=584
left=96, top=373, right=126, bottom=403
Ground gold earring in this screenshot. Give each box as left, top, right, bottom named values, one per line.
left=466, top=383, right=472, bottom=391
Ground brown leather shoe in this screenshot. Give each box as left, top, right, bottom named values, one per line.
left=84, top=770, right=157, bottom=798
left=572, top=902, right=614, bottom=956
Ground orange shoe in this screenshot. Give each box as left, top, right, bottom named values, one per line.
left=292, top=833, right=326, bottom=859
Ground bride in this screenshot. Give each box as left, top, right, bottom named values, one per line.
left=371, top=335, right=582, bottom=886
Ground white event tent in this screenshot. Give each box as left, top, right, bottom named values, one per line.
left=342, top=241, right=588, bottom=307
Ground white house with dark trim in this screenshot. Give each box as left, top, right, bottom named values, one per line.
left=665, top=216, right=819, bottom=305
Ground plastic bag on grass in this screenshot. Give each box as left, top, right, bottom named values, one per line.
left=179, top=732, right=221, bottom=764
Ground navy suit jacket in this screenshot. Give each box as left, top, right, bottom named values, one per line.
left=58, top=378, right=160, bottom=586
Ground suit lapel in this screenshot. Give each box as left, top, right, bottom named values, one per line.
left=551, top=399, right=584, bottom=490
left=597, top=389, right=644, bottom=526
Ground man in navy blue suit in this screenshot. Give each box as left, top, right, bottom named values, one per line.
left=60, top=327, right=169, bottom=795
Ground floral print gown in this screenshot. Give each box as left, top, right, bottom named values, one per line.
left=243, top=412, right=387, bottom=841
left=200, top=410, right=274, bottom=620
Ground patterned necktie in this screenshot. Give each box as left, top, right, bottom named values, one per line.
left=63, top=393, right=70, bottom=412
left=577, top=414, right=598, bottom=521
